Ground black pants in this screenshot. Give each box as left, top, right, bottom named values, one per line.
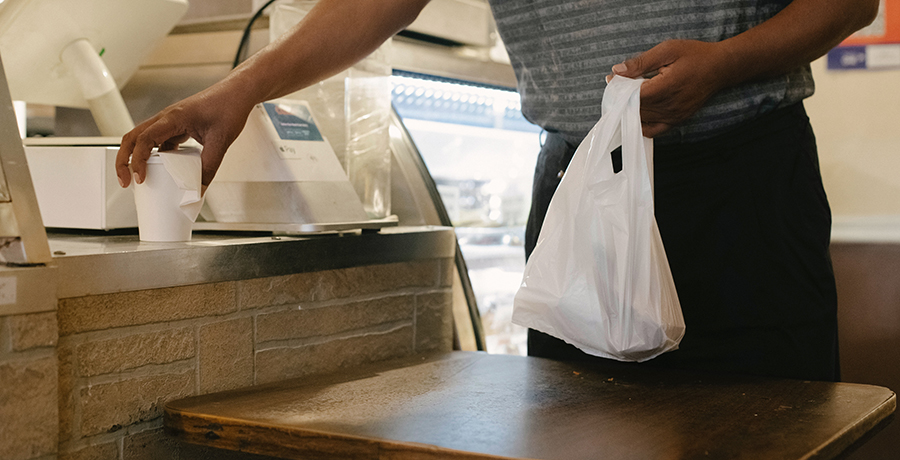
left=524, top=103, right=840, bottom=382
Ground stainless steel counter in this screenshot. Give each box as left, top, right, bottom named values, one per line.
left=0, top=263, right=57, bottom=315
left=49, top=226, right=456, bottom=299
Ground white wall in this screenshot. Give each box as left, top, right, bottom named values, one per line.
left=806, top=57, right=900, bottom=218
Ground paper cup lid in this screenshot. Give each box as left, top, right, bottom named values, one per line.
left=129, top=152, right=162, bottom=165
left=138, top=146, right=201, bottom=164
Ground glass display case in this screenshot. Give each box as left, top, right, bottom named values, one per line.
left=391, top=72, right=542, bottom=355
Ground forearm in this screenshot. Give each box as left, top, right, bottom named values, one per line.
left=221, top=0, right=429, bottom=106
left=715, top=0, right=879, bottom=88
left=116, top=0, right=430, bottom=187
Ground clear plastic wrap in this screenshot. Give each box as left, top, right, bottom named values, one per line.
left=345, top=51, right=392, bottom=218
left=270, top=1, right=392, bottom=218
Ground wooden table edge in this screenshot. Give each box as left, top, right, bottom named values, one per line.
left=165, top=406, right=521, bottom=460
left=161, top=352, right=897, bottom=460
left=804, top=390, right=896, bottom=459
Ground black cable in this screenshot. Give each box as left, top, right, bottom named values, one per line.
left=233, top=0, right=279, bottom=69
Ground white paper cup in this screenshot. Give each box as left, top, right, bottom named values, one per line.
left=133, top=153, right=194, bottom=242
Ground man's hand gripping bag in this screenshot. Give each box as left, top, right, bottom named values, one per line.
left=512, top=76, right=685, bottom=362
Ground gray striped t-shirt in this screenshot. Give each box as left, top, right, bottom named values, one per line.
left=488, top=0, right=814, bottom=145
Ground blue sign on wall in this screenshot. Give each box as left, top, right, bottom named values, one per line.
left=827, top=46, right=868, bottom=70
left=827, top=44, right=900, bottom=70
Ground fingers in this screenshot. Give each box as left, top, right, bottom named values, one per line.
left=609, top=40, right=684, bottom=84
left=641, top=121, right=672, bottom=138
left=129, top=131, right=157, bottom=186
left=160, top=133, right=191, bottom=152
left=115, top=130, right=137, bottom=188
left=613, top=47, right=673, bottom=80
left=116, top=113, right=166, bottom=188
left=637, top=78, right=685, bottom=137
left=115, top=115, right=187, bottom=188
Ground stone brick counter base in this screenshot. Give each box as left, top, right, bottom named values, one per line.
left=55, top=258, right=454, bottom=460
left=0, top=311, right=59, bottom=460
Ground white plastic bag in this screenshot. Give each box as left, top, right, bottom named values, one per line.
left=512, top=76, right=685, bottom=362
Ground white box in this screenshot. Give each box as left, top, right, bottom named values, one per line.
left=24, top=138, right=137, bottom=229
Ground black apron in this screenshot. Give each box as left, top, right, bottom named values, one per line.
left=524, top=103, right=840, bottom=382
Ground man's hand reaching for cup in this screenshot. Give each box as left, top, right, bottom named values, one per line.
left=115, top=81, right=255, bottom=192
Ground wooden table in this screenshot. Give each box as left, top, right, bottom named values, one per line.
left=165, top=352, right=895, bottom=459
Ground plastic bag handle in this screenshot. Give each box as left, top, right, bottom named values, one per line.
left=581, top=77, right=646, bottom=188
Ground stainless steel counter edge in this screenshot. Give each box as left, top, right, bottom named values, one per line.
left=0, top=263, right=58, bottom=316
left=51, top=226, right=457, bottom=299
